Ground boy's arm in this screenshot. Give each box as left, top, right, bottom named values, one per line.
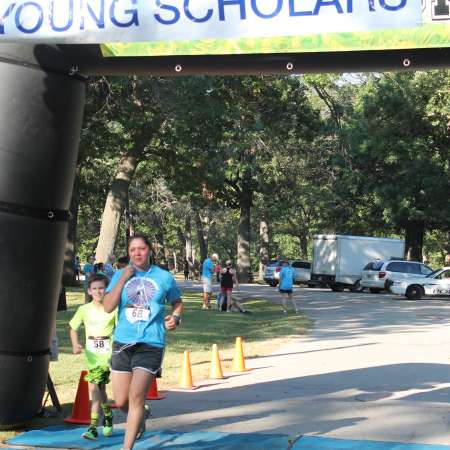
left=69, top=328, right=82, bottom=354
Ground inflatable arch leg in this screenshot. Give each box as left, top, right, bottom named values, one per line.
left=0, top=44, right=85, bottom=428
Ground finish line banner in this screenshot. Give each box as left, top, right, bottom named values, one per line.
left=0, top=1, right=448, bottom=56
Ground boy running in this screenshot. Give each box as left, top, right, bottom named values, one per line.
left=69, top=274, right=117, bottom=440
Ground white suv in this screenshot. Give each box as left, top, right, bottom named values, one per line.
left=361, top=259, right=433, bottom=293
left=263, top=259, right=311, bottom=287
left=290, top=260, right=312, bottom=285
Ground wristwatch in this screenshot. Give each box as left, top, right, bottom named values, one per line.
left=172, top=314, right=182, bottom=326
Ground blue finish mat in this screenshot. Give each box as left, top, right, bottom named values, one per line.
left=292, top=436, right=450, bottom=449
left=9, top=428, right=450, bottom=449
left=8, top=426, right=288, bottom=449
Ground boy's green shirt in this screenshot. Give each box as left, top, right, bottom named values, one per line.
left=69, top=302, right=117, bottom=369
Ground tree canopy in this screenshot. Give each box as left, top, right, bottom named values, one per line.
left=66, top=70, right=450, bottom=283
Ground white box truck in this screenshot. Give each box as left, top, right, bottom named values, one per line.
left=311, top=235, right=405, bottom=291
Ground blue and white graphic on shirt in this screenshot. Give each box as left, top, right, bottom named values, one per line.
left=106, top=266, right=181, bottom=348
left=125, top=277, right=157, bottom=307
left=202, top=258, right=214, bottom=278
left=279, top=267, right=294, bottom=290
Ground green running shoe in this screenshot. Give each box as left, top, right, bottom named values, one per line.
left=102, top=413, right=113, bottom=437
left=82, top=425, right=98, bottom=440
left=136, top=403, right=151, bottom=440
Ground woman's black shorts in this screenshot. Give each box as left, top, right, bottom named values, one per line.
left=111, top=342, right=164, bottom=375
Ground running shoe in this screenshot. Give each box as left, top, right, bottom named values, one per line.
left=136, top=403, right=151, bottom=440
left=102, top=412, right=114, bottom=437
left=82, top=425, right=98, bottom=440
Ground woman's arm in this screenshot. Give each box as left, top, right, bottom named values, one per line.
left=103, top=266, right=135, bottom=313
left=165, top=299, right=184, bottom=330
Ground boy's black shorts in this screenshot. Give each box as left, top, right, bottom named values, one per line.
left=111, top=342, right=164, bottom=375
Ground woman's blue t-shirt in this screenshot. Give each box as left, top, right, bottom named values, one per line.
left=106, top=266, right=181, bottom=348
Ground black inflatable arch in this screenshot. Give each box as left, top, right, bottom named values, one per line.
left=0, top=43, right=448, bottom=427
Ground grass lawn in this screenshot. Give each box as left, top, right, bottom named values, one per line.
left=0, top=286, right=311, bottom=442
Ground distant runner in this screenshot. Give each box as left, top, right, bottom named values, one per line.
left=279, top=259, right=298, bottom=315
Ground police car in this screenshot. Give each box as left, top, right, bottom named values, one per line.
left=390, top=267, right=450, bottom=300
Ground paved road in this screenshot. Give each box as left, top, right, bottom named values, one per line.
left=145, top=282, right=450, bottom=445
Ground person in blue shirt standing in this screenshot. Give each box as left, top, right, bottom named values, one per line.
left=103, top=233, right=183, bottom=450
left=279, top=259, right=298, bottom=315
left=201, top=253, right=218, bottom=309
left=103, top=254, right=116, bottom=281
left=83, top=255, right=96, bottom=303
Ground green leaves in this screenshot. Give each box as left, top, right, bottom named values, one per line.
left=75, top=70, right=450, bottom=268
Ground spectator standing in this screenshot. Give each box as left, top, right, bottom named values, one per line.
left=183, top=259, right=189, bottom=281
left=279, top=259, right=298, bottom=314
left=201, top=253, right=218, bottom=309
left=83, top=255, right=95, bottom=303
left=74, top=256, right=81, bottom=282
left=104, top=255, right=116, bottom=281
left=69, top=274, right=116, bottom=440
left=220, top=260, right=239, bottom=312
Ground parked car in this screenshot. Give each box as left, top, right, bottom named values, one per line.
left=390, top=267, right=450, bottom=300
left=361, top=259, right=433, bottom=293
left=263, top=260, right=282, bottom=286
left=263, top=259, right=311, bottom=287
left=290, top=259, right=312, bottom=285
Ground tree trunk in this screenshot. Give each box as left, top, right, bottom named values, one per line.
left=124, top=191, right=134, bottom=247
left=177, top=228, right=186, bottom=256
left=194, top=210, right=208, bottom=263
left=154, top=227, right=166, bottom=262
left=185, top=214, right=193, bottom=261
left=259, top=217, right=269, bottom=280
left=173, top=250, right=178, bottom=272
left=405, top=221, right=425, bottom=262
left=237, top=182, right=252, bottom=282
left=62, top=174, right=80, bottom=286
left=299, top=231, right=308, bottom=259
left=95, top=154, right=139, bottom=263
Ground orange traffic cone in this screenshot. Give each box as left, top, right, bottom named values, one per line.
left=179, top=350, right=197, bottom=390
left=209, top=344, right=226, bottom=379
left=146, top=377, right=166, bottom=400
left=64, top=370, right=91, bottom=424
left=232, top=337, right=250, bottom=372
